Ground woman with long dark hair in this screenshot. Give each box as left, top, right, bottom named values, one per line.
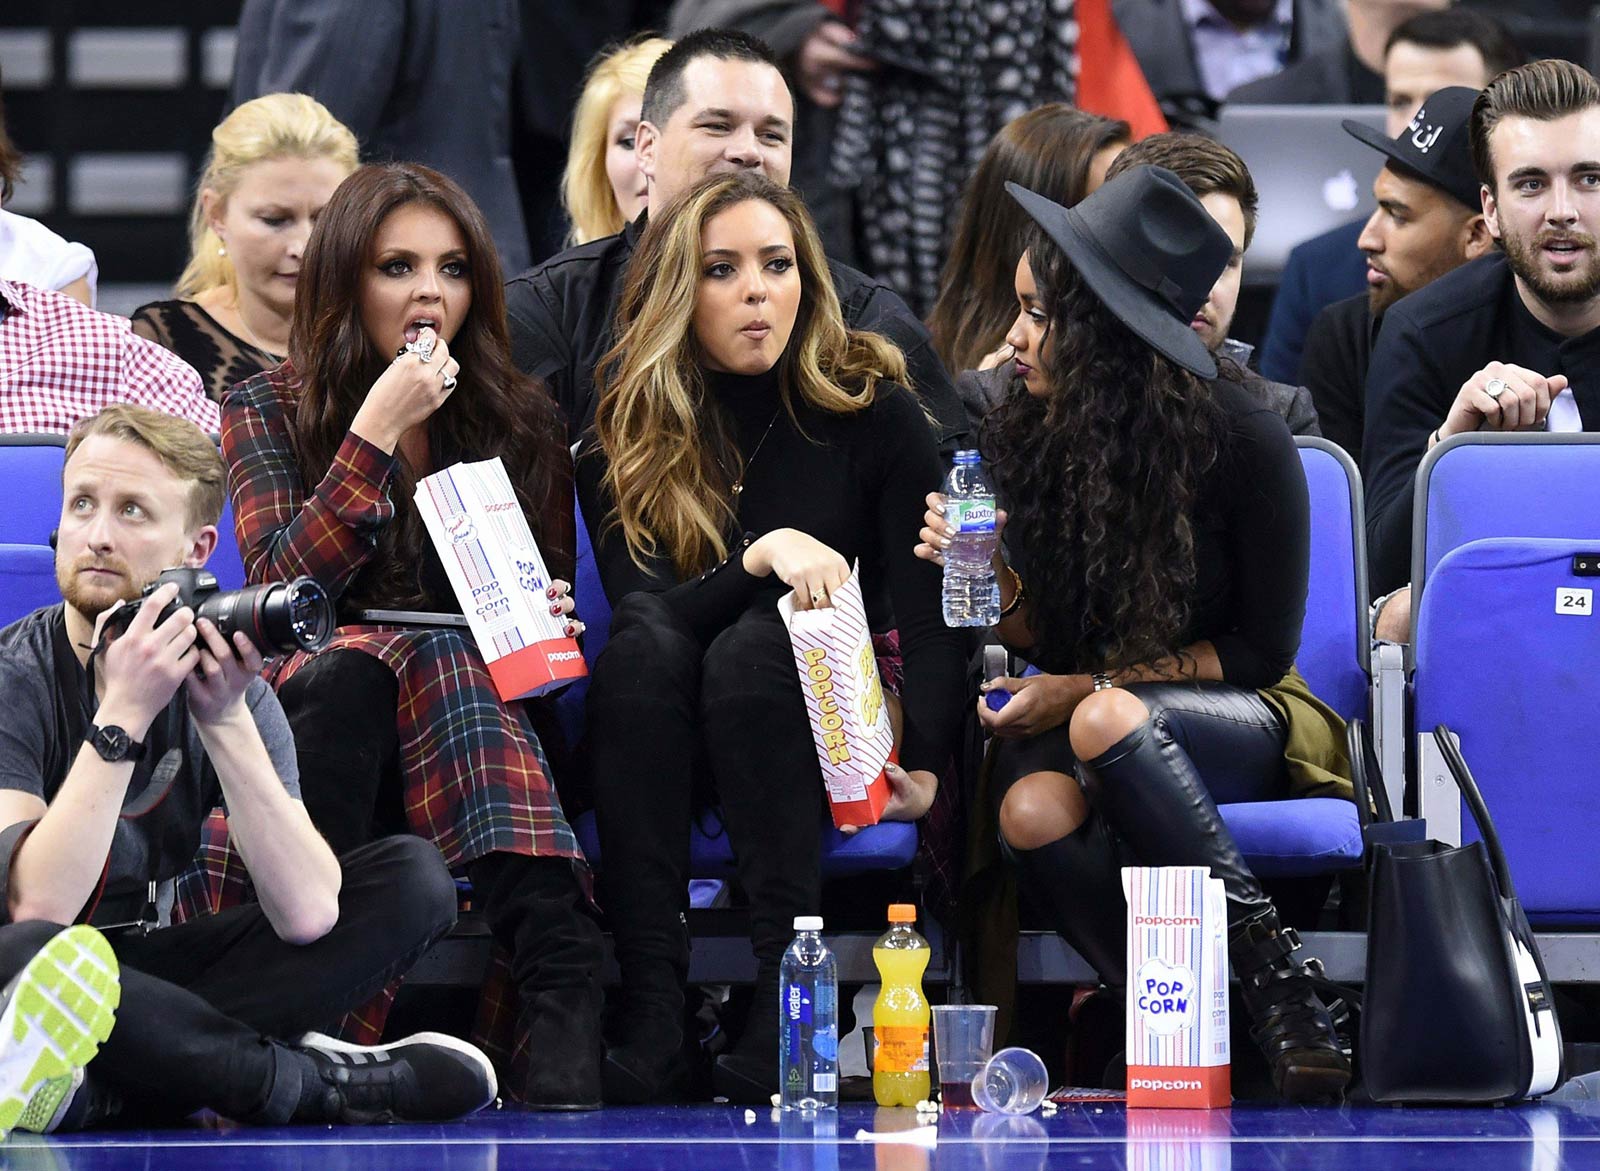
left=221, top=163, right=603, bottom=1110
left=580, top=171, right=966, bottom=1104
left=926, top=104, right=1128, bottom=377
left=918, top=168, right=1354, bottom=1102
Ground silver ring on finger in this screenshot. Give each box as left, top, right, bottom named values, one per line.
left=810, top=587, right=828, bottom=607
left=441, top=373, right=457, bottom=391
left=1485, top=377, right=1508, bottom=399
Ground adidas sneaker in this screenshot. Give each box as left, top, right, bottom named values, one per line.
left=292, top=1031, right=498, bottom=1124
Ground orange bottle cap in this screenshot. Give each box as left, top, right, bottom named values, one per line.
left=887, top=903, right=917, bottom=923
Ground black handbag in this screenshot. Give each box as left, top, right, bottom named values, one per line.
left=1349, top=720, right=1564, bottom=1103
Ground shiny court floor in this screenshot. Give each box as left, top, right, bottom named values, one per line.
left=3, top=1102, right=1598, bottom=1170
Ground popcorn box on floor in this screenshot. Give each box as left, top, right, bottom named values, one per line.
left=416, top=458, right=588, bottom=701
left=1123, top=866, right=1231, bottom=1109
left=778, top=563, right=893, bottom=828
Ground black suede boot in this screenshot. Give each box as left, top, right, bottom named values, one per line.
left=469, top=853, right=604, bottom=1111
left=1229, top=908, right=1351, bottom=1102
left=1081, top=719, right=1350, bottom=1103
left=712, top=960, right=782, bottom=1104
left=602, top=914, right=692, bottom=1104
left=1011, top=815, right=1129, bottom=987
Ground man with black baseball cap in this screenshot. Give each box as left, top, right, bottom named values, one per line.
left=1362, top=59, right=1600, bottom=639
left=1299, top=85, right=1491, bottom=465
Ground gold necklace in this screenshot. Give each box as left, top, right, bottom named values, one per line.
left=730, top=407, right=783, bottom=498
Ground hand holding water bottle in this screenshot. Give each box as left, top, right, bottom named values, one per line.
left=914, top=491, right=1009, bottom=569
left=914, top=451, right=1009, bottom=627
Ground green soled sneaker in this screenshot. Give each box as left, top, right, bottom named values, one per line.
left=0, top=926, right=120, bottom=1139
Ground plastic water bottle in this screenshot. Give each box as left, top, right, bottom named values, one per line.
left=942, top=450, right=1001, bottom=627
left=779, top=916, right=839, bottom=1110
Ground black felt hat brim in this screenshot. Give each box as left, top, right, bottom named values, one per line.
left=1006, top=182, right=1218, bottom=380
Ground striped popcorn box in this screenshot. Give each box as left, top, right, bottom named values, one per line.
left=777, top=562, right=895, bottom=828
left=415, top=458, right=588, bottom=701
left=1123, top=866, right=1231, bottom=1109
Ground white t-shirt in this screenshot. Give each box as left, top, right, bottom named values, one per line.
left=0, top=210, right=97, bottom=306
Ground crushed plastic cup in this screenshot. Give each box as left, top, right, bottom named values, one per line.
left=972, top=1046, right=1049, bottom=1114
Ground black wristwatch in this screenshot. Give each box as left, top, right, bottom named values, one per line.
left=86, top=723, right=144, bottom=763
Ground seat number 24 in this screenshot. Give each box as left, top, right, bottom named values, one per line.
left=1557, top=588, right=1594, bottom=616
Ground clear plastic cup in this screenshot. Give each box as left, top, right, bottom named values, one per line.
left=972, top=1046, right=1049, bottom=1114
left=932, top=1004, right=997, bottom=1109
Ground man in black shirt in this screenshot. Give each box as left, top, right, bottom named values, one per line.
left=504, top=28, right=969, bottom=454
left=1301, top=85, right=1492, bottom=464
left=1363, top=60, right=1600, bottom=617
left=0, top=406, right=490, bottom=1134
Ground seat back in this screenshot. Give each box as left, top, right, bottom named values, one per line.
left=0, top=435, right=66, bottom=546
left=1296, top=439, right=1369, bottom=722
left=0, top=544, right=60, bottom=628
left=1414, top=537, right=1600, bottom=924
left=208, top=493, right=247, bottom=590
left=1413, top=433, right=1600, bottom=606
left=553, top=500, right=613, bottom=750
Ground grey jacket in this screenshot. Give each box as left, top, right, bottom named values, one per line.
left=955, top=359, right=1322, bottom=440
left=232, top=0, right=530, bottom=275
left=1112, top=0, right=1346, bottom=120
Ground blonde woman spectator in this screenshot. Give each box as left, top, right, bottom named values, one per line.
left=0, top=72, right=95, bottom=306
left=131, top=94, right=357, bottom=401
left=560, top=37, right=672, bottom=245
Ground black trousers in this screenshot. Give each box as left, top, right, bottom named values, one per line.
left=0, top=835, right=457, bottom=1126
left=992, top=682, right=1289, bottom=983
left=586, top=592, right=823, bottom=992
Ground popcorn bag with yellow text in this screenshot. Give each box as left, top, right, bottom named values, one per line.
left=415, top=458, right=588, bottom=702
left=1123, top=865, right=1231, bottom=1109
left=778, top=562, right=894, bottom=829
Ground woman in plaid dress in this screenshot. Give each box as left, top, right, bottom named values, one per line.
left=220, top=163, right=604, bottom=1111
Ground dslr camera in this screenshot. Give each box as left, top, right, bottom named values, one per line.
left=102, top=567, right=335, bottom=656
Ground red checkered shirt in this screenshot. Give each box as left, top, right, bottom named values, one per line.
left=0, top=280, right=217, bottom=434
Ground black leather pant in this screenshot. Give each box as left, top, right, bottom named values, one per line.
left=993, top=682, right=1289, bottom=985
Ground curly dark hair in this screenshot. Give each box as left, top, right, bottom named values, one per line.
left=980, top=228, right=1228, bottom=674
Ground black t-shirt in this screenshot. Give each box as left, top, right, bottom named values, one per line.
left=576, top=368, right=968, bottom=776
left=0, top=605, right=300, bottom=927
left=1002, top=378, right=1309, bottom=686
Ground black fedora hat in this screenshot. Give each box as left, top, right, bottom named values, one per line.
left=1342, top=86, right=1481, bottom=211
left=1005, top=167, right=1233, bottom=379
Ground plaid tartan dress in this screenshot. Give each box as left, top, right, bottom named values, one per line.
left=217, top=363, right=585, bottom=872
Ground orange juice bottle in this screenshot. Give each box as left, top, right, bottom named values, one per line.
left=872, top=904, right=931, bottom=1106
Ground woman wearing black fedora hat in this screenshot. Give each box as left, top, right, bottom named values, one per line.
left=916, top=166, right=1356, bottom=1103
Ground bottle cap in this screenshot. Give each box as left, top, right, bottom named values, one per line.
left=793, top=916, right=824, bottom=932
left=887, top=903, right=917, bottom=923
left=954, top=449, right=981, bottom=463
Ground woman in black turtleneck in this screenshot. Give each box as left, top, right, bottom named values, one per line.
left=575, top=172, right=965, bottom=1105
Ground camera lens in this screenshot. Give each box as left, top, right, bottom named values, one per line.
left=197, top=577, right=334, bottom=655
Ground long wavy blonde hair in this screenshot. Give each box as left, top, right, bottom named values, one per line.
left=597, top=172, right=908, bottom=577
left=561, top=37, right=672, bottom=245
left=176, top=93, right=359, bottom=299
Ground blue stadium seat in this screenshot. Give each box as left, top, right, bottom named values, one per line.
left=0, top=435, right=66, bottom=547
left=0, top=544, right=60, bottom=628
left=1410, top=433, right=1600, bottom=643
left=559, top=501, right=920, bottom=879
left=1215, top=440, right=1369, bottom=876
left=209, top=493, right=247, bottom=590
left=1414, top=537, right=1600, bottom=926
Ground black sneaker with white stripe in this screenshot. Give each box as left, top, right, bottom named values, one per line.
left=292, top=1031, right=497, bottom=1124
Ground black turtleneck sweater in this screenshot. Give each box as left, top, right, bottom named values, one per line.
left=575, top=367, right=967, bottom=776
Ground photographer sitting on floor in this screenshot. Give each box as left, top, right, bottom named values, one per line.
left=0, top=404, right=494, bottom=1135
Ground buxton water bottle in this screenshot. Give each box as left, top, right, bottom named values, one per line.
left=779, top=916, right=839, bottom=1110
left=942, top=450, right=1001, bottom=627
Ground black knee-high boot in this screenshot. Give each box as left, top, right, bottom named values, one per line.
left=469, top=853, right=605, bottom=1110
left=1080, top=720, right=1350, bottom=1103
left=1010, top=814, right=1128, bottom=987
